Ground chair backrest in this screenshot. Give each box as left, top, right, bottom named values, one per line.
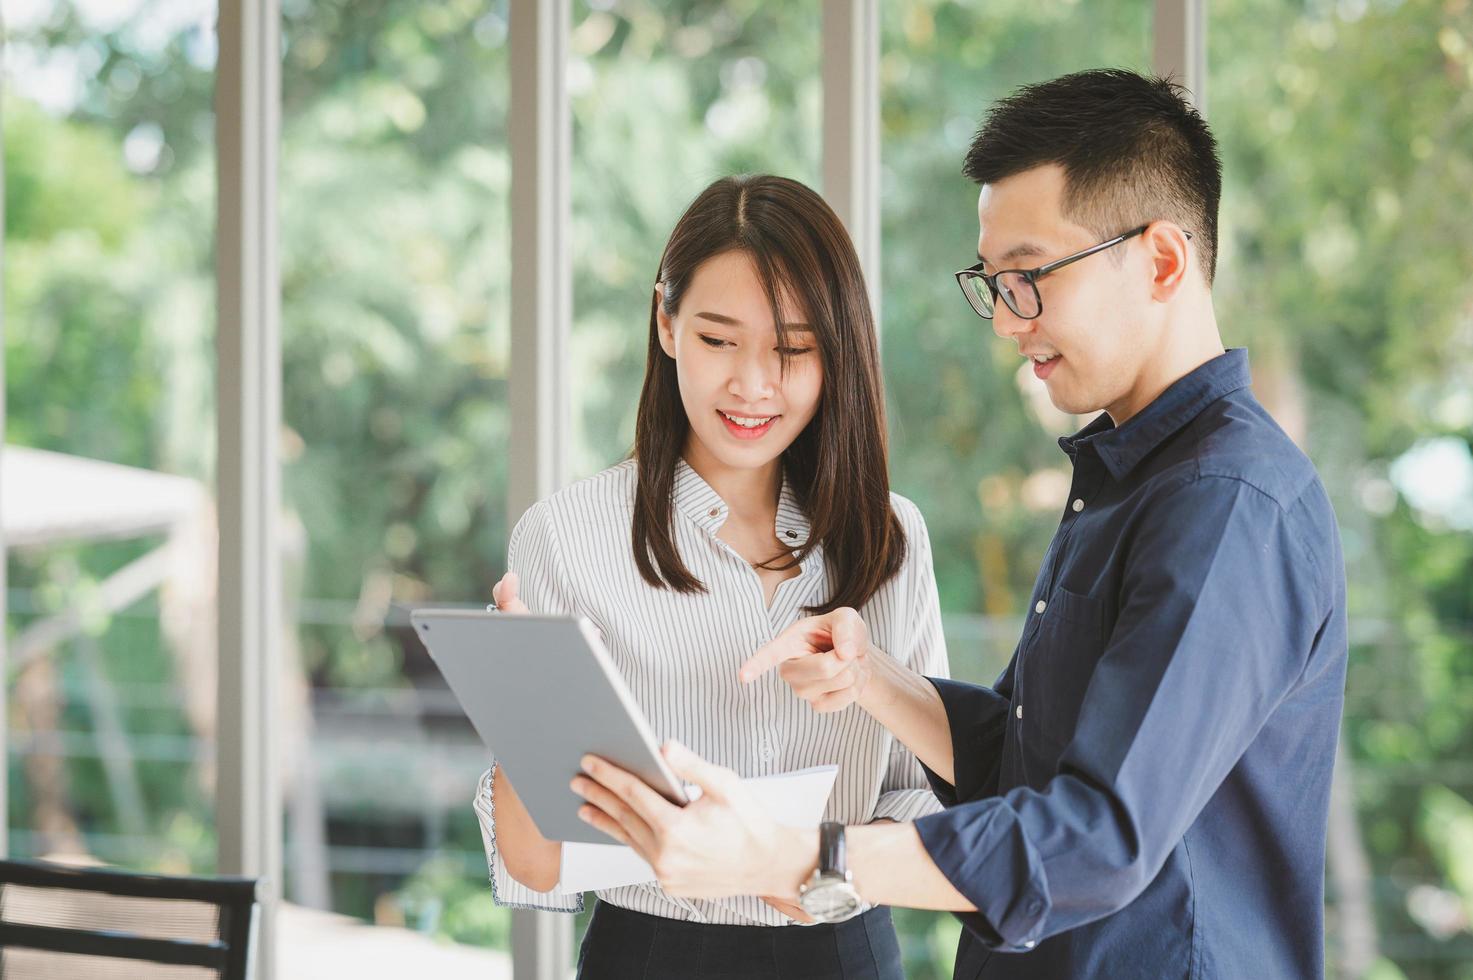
left=0, top=859, right=259, bottom=980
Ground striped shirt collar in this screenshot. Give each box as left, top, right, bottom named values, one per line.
left=672, top=457, right=812, bottom=551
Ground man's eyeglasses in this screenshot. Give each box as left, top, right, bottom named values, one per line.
left=954, top=225, right=1192, bottom=320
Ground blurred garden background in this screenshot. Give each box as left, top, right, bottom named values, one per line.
left=4, top=0, right=1472, bottom=976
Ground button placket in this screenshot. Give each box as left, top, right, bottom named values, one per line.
left=1027, top=456, right=1100, bottom=639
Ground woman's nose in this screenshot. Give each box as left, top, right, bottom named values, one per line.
left=728, top=351, right=777, bottom=403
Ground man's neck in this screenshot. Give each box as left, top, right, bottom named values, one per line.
left=1107, top=300, right=1225, bottom=427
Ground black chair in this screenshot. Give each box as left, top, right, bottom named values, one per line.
left=0, top=858, right=259, bottom=980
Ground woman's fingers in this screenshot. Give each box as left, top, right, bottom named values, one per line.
left=492, top=572, right=531, bottom=614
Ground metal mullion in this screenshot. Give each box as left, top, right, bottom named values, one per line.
left=216, top=0, right=283, bottom=977
left=822, top=0, right=881, bottom=332
left=508, top=0, right=574, bottom=977
left=1154, top=0, right=1207, bottom=113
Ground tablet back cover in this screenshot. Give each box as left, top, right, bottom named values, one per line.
left=411, top=610, right=681, bottom=844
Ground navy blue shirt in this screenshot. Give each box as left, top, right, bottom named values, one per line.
left=913, top=349, right=1348, bottom=980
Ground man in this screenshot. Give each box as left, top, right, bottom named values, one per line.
left=573, top=68, right=1348, bottom=979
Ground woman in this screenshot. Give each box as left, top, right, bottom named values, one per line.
left=475, top=174, right=948, bottom=978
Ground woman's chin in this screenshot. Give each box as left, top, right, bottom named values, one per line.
left=690, top=424, right=792, bottom=471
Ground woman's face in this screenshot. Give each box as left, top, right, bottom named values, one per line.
left=657, top=250, right=823, bottom=476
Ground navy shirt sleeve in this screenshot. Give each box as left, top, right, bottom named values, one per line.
left=919, top=666, right=1013, bottom=806
left=913, top=474, right=1333, bottom=951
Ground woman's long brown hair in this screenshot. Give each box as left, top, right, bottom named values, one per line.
left=630, top=174, right=905, bottom=614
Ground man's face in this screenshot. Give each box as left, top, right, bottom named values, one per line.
left=975, top=164, right=1157, bottom=417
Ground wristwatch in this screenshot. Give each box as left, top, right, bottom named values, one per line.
left=798, top=822, right=864, bottom=923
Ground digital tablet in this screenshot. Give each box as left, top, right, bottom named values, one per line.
left=410, top=609, right=688, bottom=845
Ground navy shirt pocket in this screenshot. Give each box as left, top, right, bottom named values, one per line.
left=1025, top=585, right=1106, bottom=754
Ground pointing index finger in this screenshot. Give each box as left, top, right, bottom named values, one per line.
left=738, top=616, right=834, bottom=684
left=738, top=638, right=804, bottom=684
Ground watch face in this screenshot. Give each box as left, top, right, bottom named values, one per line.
left=800, top=879, right=863, bottom=921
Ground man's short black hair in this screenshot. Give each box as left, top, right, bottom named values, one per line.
left=964, top=68, right=1222, bottom=285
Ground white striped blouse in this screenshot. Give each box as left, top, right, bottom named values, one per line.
left=473, top=457, right=949, bottom=926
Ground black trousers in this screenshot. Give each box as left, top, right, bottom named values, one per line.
left=576, top=900, right=905, bottom=980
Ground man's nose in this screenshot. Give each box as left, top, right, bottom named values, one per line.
left=992, top=304, right=1032, bottom=342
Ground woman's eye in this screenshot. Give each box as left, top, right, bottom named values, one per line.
left=778, top=347, right=814, bottom=356
left=699, top=335, right=733, bottom=349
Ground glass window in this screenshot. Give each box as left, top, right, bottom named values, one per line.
left=1211, top=1, right=1473, bottom=974
left=568, top=0, right=822, bottom=477
left=279, top=0, right=513, bottom=964
left=4, top=0, right=220, bottom=876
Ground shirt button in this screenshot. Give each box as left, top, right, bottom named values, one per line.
left=759, top=739, right=776, bottom=762
left=1016, top=705, right=1023, bottom=720
left=708, top=507, right=720, bottom=518
left=1072, top=498, right=1084, bottom=513
left=784, top=529, right=797, bottom=539
left=1024, top=940, right=1037, bottom=949
left=1034, top=599, right=1047, bottom=615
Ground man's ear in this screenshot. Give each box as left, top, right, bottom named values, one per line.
left=655, top=282, right=677, bottom=358
left=1144, top=221, right=1193, bottom=303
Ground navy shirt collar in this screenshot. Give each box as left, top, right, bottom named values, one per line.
left=1058, top=348, right=1253, bottom=481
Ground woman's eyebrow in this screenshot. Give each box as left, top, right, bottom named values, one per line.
left=694, top=311, right=813, bottom=332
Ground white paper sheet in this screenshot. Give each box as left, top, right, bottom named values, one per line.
left=557, top=764, right=839, bottom=894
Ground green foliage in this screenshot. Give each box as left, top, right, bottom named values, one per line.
left=1423, top=786, right=1473, bottom=922
left=392, top=854, right=511, bottom=948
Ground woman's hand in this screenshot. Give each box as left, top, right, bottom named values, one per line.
left=739, top=607, right=875, bottom=714
left=491, top=572, right=531, bottom=614
left=571, top=741, right=811, bottom=902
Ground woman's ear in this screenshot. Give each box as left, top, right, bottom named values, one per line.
left=655, top=282, right=677, bottom=358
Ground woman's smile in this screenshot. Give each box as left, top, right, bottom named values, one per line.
left=718, top=409, right=781, bottom=439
